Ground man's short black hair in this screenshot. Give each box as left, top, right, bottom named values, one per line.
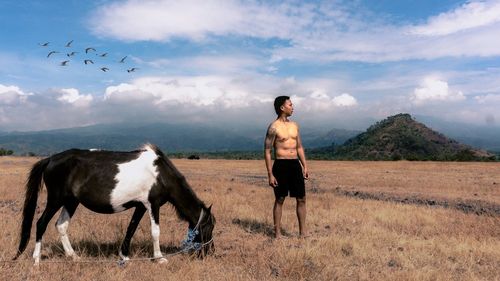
left=274, top=96, right=290, bottom=115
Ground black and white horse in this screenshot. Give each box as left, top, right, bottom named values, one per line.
left=14, top=144, right=215, bottom=265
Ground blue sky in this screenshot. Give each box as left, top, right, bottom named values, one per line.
left=1, top=0, right=500, bottom=132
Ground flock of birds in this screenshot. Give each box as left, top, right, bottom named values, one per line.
left=39, top=40, right=139, bottom=73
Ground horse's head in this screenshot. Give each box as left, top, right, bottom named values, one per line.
left=193, top=205, right=216, bottom=257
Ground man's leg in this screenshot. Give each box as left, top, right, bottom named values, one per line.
left=296, top=197, right=307, bottom=237
left=273, top=197, right=285, bottom=239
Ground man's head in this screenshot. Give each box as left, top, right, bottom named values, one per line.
left=274, top=96, right=292, bottom=116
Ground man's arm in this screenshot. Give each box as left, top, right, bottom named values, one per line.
left=264, top=124, right=278, bottom=187
left=296, top=125, right=308, bottom=179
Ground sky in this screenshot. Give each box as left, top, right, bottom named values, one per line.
left=1, top=0, right=500, bottom=132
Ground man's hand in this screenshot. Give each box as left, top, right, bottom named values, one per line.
left=303, top=167, right=309, bottom=180
left=268, top=175, right=278, bottom=188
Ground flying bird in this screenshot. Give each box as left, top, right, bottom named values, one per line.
left=38, top=42, right=49, bottom=47
left=85, top=47, right=96, bottom=53
left=60, top=60, right=69, bottom=66
left=100, top=67, right=109, bottom=72
left=84, top=59, right=94, bottom=65
left=67, top=52, right=78, bottom=57
left=119, top=56, right=127, bottom=63
left=47, top=51, right=58, bottom=58
left=65, top=40, right=74, bottom=47
left=98, top=53, right=108, bottom=57
left=127, top=68, right=138, bottom=73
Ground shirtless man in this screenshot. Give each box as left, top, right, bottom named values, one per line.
left=264, top=96, right=309, bottom=239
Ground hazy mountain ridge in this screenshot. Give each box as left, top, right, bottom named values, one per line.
left=414, top=115, right=500, bottom=152
left=0, top=122, right=355, bottom=156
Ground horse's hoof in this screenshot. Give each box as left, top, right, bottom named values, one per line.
left=156, top=257, right=168, bottom=264
left=71, top=254, right=80, bottom=261
left=119, top=251, right=130, bottom=261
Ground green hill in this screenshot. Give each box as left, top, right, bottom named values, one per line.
left=310, top=113, right=496, bottom=161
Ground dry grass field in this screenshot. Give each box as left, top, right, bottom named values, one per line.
left=0, top=156, right=499, bottom=281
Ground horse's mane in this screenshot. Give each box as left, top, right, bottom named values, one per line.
left=144, top=143, right=207, bottom=222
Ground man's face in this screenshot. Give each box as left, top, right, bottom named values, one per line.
left=281, top=99, right=294, bottom=116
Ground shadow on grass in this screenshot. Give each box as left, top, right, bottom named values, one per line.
left=47, top=240, right=183, bottom=258
left=231, top=218, right=291, bottom=238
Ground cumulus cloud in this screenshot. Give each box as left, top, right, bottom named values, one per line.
left=0, top=84, right=31, bottom=105
left=332, top=93, right=358, bottom=107
left=0, top=85, right=98, bottom=131
left=1, top=75, right=365, bottom=131
left=104, top=75, right=269, bottom=108
left=57, top=88, right=93, bottom=107
left=292, top=89, right=358, bottom=114
left=410, top=78, right=465, bottom=106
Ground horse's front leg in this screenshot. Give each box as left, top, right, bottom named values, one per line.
left=147, top=204, right=167, bottom=264
left=119, top=205, right=146, bottom=261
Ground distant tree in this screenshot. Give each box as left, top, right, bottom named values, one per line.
left=454, top=149, right=475, bottom=161
left=0, top=148, right=14, bottom=156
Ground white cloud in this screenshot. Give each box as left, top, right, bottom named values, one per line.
left=332, top=93, right=358, bottom=107
left=90, top=0, right=303, bottom=41
left=475, top=94, right=500, bottom=104
left=411, top=77, right=466, bottom=105
left=410, top=1, right=500, bottom=36
left=57, top=88, right=93, bottom=107
left=292, top=89, right=358, bottom=113
left=0, top=84, right=31, bottom=105
left=1, top=75, right=363, bottom=131
left=104, top=75, right=270, bottom=108
left=88, top=0, right=500, bottom=64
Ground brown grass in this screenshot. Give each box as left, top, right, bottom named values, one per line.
left=0, top=157, right=499, bottom=281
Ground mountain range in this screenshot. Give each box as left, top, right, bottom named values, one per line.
left=0, top=122, right=359, bottom=156
left=0, top=114, right=498, bottom=161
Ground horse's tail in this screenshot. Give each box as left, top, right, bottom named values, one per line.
left=13, top=157, right=50, bottom=260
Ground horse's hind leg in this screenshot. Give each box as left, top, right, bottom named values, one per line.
left=119, top=205, right=146, bottom=261
left=33, top=203, right=62, bottom=266
left=55, top=200, right=79, bottom=260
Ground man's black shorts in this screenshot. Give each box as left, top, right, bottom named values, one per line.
left=272, top=159, right=305, bottom=198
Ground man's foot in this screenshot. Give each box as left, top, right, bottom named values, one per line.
left=274, top=234, right=292, bottom=240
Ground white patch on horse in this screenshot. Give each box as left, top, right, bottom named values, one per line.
left=148, top=208, right=163, bottom=258
left=110, top=146, right=159, bottom=212
left=56, top=207, right=76, bottom=257
left=33, top=241, right=41, bottom=265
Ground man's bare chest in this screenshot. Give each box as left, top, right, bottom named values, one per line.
left=275, top=124, right=298, bottom=142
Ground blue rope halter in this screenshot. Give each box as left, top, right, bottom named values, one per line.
left=181, top=228, right=201, bottom=251
left=181, top=208, right=206, bottom=251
